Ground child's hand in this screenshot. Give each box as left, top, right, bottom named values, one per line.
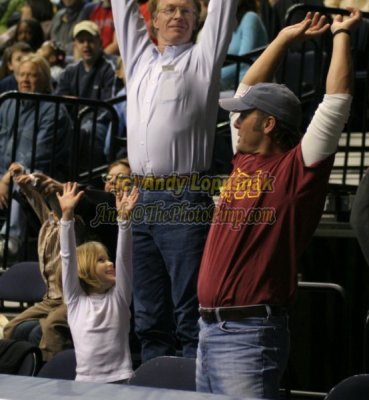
left=56, top=182, right=84, bottom=221
left=116, top=186, right=139, bottom=221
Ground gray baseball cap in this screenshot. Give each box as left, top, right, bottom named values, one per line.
left=219, top=82, right=302, bottom=130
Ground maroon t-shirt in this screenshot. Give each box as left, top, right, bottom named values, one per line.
left=198, top=144, right=334, bottom=308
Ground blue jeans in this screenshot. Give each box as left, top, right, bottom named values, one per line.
left=1, top=199, right=26, bottom=252
left=12, top=320, right=42, bottom=346
left=196, top=314, right=290, bottom=399
left=132, top=189, right=212, bottom=362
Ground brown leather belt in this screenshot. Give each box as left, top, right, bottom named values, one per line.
left=199, top=305, right=286, bottom=323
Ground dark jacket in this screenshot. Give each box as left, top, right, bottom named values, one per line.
left=54, top=53, right=116, bottom=101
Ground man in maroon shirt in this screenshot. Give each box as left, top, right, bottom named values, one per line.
left=196, top=9, right=361, bottom=400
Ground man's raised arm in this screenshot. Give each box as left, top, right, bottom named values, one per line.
left=111, top=0, right=151, bottom=81
left=301, top=8, right=362, bottom=166
left=229, top=12, right=330, bottom=153
left=326, top=8, right=361, bottom=95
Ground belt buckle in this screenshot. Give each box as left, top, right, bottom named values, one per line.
left=200, top=307, right=216, bottom=323
left=215, top=308, right=222, bottom=323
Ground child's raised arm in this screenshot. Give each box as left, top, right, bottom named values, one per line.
left=114, top=186, right=138, bottom=304
left=57, top=182, right=84, bottom=221
left=116, top=186, right=139, bottom=221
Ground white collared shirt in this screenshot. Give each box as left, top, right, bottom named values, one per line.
left=111, top=0, right=238, bottom=175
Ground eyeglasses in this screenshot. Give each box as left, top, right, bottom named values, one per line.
left=157, top=6, right=196, bottom=18
left=101, top=173, right=131, bottom=183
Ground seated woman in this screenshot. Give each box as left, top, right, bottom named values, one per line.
left=3, top=158, right=132, bottom=361
left=2, top=163, right=84, bottom=362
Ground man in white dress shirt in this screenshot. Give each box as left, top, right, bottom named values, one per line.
left=111, top=0, right=237, bottom=362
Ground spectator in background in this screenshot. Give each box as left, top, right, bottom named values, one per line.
left=13, top=18, right=45, bottom=51
left=137, top=0, right=150, bottom=22
left=324, top=0, right=369, bottom=11
left=0, top=55, right=69, bottom=174
left=104, top=56, right=127, bottom=160
left=0, top=47, right=13, bottom=82
left=102, top=158, right=131, bottom=194
left=0, top=54, right=72, bottom=259
left=20, top=0, right=55, bottom=37
left=1, top=17, right=44, bottom=54
left=37, top=40, right=66, bottom=86
left=2, top=162, right=84, bottom=362
left=85, top=0, right=119, bottom=56
left=0, top=0, right=53, bottom=54
left=55, top=20, right=115, bottom=102
left=54, top=20, right=116, bottom=168
left=199, top=0, right=209, bottom=23
left=0, top=41, right=32, bottom=93
left=136, top=0, right=156, bottom=43
left=0, top=1, right=10, bottom=27
left=49, top=0, right=94, bottom=58
left=79, top=158, right=132, bottom=259
left=220, top=0, right=269, bottom=91
left=196, top=0, right=209, bottom=42
left=0, top=0, right=24, bottom=33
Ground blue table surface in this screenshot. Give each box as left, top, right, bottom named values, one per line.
left=0, top=374, right=262, bottom=400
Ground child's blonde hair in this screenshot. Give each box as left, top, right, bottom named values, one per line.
left=76, top=241, right=111, bottom=294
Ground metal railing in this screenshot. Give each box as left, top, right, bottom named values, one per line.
left=0, top=91, right=125, bottom=268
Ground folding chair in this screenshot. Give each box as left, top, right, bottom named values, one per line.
left=324, top=374, right=369, bottom=400
left=0, top=262, right=46, bottom=315
left=129, top=356, right=196, bottom=391
left=37, top=349, right=76, bottom=380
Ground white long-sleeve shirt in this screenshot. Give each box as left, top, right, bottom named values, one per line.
left=111, top=0, right=237, bottom=175
left=60, top=219, right=133, bottom=383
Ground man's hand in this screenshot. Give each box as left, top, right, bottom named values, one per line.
left=56, top=182, right=84, bottom=221
left=278, top=12, right=330, bottom=45
left=331, top=7, right=362, bottom=34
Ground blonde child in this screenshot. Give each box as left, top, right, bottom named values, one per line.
left=57, top=181, right=138, bottom=383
